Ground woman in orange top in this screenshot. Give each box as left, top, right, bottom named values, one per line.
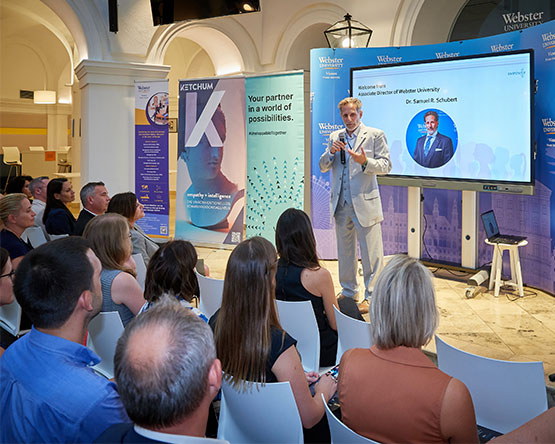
left=338, top=255, right=478, bottom=443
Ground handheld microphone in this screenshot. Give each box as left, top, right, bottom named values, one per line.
left=338, top=132, right=346, bottom=164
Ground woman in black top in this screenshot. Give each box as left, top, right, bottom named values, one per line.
left=275, top=208, right=362, bottom=366
left=43, top=178, right=76, bottom=235
left=210, top=236, right=336, bottom=430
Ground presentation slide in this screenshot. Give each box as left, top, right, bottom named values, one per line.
left=351, top=51, right=533, bottom=184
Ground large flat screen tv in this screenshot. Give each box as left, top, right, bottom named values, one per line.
left=351, top=50, right=535, bottom=194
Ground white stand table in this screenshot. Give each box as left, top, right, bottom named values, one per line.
left=485, top=239, right=528, bottom=297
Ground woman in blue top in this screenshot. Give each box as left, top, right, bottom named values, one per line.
left=43, top=178, right=76, bottom=235
left=142, top=240, right=207, bottom=322
left=83, top=213, right=146, bottom=326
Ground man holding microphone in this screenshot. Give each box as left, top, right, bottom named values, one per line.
left=319, top=97, right=391, bottom=313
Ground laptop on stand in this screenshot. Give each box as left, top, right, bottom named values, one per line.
left=480, top=210, right=526, bottom=245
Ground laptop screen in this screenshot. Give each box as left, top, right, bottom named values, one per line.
left=481, top=211, right=500, bottom=239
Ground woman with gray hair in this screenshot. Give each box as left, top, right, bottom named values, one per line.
left=337, top=255, right=478, bottom=443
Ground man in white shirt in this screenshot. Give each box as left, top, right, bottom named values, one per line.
left=95, top=302, right=225, bottom=444
left=29, top=176, right=50, bottom=237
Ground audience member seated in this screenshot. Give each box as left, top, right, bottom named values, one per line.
left=43, top=178, right=76, bottom=235
left=83, top=213, right=146, bottom=326
left=210, top=236, right=337, bottom=433
left=338, top=255, right=478, bottom=443
left=5, top=175, right=33, bottom=198
left=275, top=208, right=363, bottom=367
left=95, top=302, right=224, bottom=443
left=493, top=407, right=555, bottom=443
left=0, top=193, right=35, bottom=269
left=29, top=176, right=50, bottom=237
left=107, top=192, right=158, bottom=266
left=0, top=248, right=16, bottom=357
left=0, top=237, right=129, bottom=442
left=142, top=240, right=207, bottom=321
left=73, top=181, right=111, bottom=235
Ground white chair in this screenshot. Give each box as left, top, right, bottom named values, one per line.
left=275, top=300, right=321, bottom=373
left=28, top=146, right=45, bottom=151
left=218, top=378, right=303, bottom=443
left=0, top=299, right=29, bottom=338
left=86, top=311, right=125, bottom=379
left=435, top=335, right=547, bottom=433
left=333, top=305, right=373, bottom=363
left=195, top=270, right=224, bottom=319
left=132, top=253, right=147, bottom=291
left=2, top=146, right=22, bottom=190
left=49, top=233, right=69, bottom=241
left=322, top=394, right=379, bottom=443
left=21, top=226, right=48, bottom=248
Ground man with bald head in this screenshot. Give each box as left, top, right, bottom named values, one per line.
left=95, top=301, right=224, bottom=443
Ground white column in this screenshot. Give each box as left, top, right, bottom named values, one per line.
left=74, top=60, right=170, bottom=194
left=461, top=190, right=479, bottom=269
left=407, top=186, right=422, bottom=258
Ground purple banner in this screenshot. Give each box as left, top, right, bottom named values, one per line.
left=134, top=81, right=170, bottom=236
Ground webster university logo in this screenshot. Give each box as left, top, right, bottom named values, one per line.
left=318, top=56, right=343, bottom=69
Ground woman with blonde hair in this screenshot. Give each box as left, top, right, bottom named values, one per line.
left=211, top=236, right=336, bottom=434
left=83, top=213, right=145, bottom=326
left=338, top=255, right=478, bottom=443
left=0, top=194, right=35, bottom=269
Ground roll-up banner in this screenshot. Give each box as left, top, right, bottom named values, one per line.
left=245, top=71, right=305, bottom=242
left=310, top=20, right=555, bottom=293
left=175, top=76, right=246, bottom=247
left=134, top=80, right=170, bottom=236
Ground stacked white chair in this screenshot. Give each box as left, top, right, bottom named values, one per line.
left=333, top=305, right=372, bottom=363
left=195, top=270, right=224, bottom=319
left=218, top=378, right=303, bottom=443
left=86, top=311, right=125, bottom=379
left=435, top=335, right=547, bottom=433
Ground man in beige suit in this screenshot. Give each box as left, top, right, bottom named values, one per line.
left=319, top=97, right=391, bottom=313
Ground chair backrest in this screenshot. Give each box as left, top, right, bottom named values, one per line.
left=132, top=253, right=147, bottom=291
left=333, top=305, right=373, bottom=364
left=2, top=146, right=20, bottom=163
left=195, top=270, right=224, bottom=319
left=0, top=299, right=23, bottom=337
left=49, top=233, right=69, bottom=240
left=275, top=300, right=320, bottom=373
left=435, top=335, right=547, bottom=433
left=86, top=311, right=125, bottom=379
left=58, top=145, right=71, bottom=152
left=218, top=378, right=303, bottom=443
left=28, top=146, right=45, bottom=151
left=21, top=226, right=48, bottom=248
left=322, top=394, right=379, bottom=444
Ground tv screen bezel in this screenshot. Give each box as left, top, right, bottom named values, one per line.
left=350, top=49, right=535, bottom=195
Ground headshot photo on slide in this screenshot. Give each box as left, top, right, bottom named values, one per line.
left=406, top=108, right=458, bottom=169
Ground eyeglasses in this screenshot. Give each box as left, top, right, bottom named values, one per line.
left=0, top=270, right=15, bottom=281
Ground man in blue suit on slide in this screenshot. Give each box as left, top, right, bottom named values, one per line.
left=413, top=110, right=454, bottom=168
left=319, top=97, right=391, bottom=314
